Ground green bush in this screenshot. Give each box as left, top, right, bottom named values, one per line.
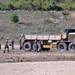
left=1, top=0, right=75, bottom=10
left=10, top=12, right=19, bottom=23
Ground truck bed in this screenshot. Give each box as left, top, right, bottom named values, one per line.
left=25, top=35, right=61, bottom=40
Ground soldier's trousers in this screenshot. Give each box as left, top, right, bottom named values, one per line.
left=3, top=45, right=9, bottom=53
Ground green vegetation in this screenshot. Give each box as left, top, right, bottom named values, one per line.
left=0, top=0, right=75, bottom=10
left=10, top=12, right=19, bottom=23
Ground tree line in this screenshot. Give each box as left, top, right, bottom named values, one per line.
left=0, top=0, right=75, bottom=10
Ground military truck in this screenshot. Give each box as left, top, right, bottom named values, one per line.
left=21, top=29, right=75, bottom=52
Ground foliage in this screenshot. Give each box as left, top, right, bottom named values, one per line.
left=0, top=0, right=75, bottom=10
left=10, top=12, right=19, bottom=23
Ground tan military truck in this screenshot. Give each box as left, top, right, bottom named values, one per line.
left=21, top=29, right=75, bottom=52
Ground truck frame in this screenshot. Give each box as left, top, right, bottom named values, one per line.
left=21, top=29, right=75, bottom=52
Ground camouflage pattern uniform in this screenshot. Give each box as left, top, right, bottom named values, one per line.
left=3, top=39, right=9, bottom=53
left=19, top=38, right=22, bottom=50
left=11, top=38, right=15, bottom=50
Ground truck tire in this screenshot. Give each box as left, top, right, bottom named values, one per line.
left=58, top=42, right=67, bottom=51
left=33, top=42, right=42, bottom=52
left=23, top=42, right=31, bottom=51
left=32, top=43, right=37, bottom=51
left=68, top=43, right=75, bottom=51
left=37, top=42, right=42, bottom=52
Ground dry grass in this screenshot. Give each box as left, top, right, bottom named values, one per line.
left=0, top=11, right=75, bottom=39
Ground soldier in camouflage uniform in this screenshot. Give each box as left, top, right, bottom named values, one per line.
left=3, top=38, right=9, bottom=53
left=11, top=38, right=15, bottom=50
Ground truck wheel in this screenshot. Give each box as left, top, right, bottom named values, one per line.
left=68, top=43, right=75, bottom=51
left=37, top=42, right=42, bottom=52
left=32, top=43, right=37, bottom=51
left=58, top=42, right=67, bottom=51
left=33, top=42, right=42, bottom=52
left=23, top=42, right=31, bottom=51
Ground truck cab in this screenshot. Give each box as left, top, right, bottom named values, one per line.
left=57, top=29, right=75, bottom=51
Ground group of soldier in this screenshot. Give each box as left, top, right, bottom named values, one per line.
left=2, top=34, right=26, bottom=53
left=3, top=38, right=16, bottom=53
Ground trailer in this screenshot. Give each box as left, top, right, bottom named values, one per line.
left=21, top=29, right=75, bottom=52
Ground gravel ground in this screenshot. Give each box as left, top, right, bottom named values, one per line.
left=0, top=61, right=75, bottom=75
left=0, top=44, right=75, bottom=75
left=0, top=44, right=75, bottom=62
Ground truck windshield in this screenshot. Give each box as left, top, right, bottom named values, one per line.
left=64, top=29, right=75, bottom=33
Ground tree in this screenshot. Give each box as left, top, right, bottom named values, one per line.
left=0, top=0, right=75, bottom=10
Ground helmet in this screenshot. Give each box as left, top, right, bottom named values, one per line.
left=35, top=37, right=37, bottom=40
left=6, top=37, right=8, bottom=40
left=12, top=38, right=14, bottom=40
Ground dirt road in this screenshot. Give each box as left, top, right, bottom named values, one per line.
left=0, top=61, right=75, bottom=75
left=0, top=44, right=75, bottom=62
left=0, top=44, right=75, bottom=75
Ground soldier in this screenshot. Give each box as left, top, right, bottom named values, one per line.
left=21, top=34, right=25, bottom=50
left=33, top=38, right=38, bottom=51
left=3, top=38, right=9, bottom=53
left=11, top=38, right=15, bottom=50
left=21, top=34, right=25, bottom=44
left=19, top=37, right=22, bottom=50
